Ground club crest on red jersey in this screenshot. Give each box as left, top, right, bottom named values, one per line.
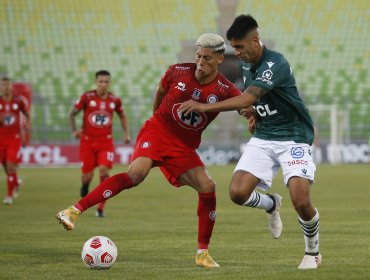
left=1, top=113, right=17, bottom=127
left=88, top=110, right=112, bottom=128
left=172, top=103, right=207, bottom=131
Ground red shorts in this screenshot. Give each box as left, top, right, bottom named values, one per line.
left=0, top=135, right=22, bottom=165
left=80, top=136, right=114, bottom=173
left=130, top=120, right=204, bottom=187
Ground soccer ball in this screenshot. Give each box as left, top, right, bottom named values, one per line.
left=81, top=236, right=118, bottom=269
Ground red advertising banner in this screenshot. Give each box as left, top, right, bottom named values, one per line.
left=20, top=144, right=134, bottom=165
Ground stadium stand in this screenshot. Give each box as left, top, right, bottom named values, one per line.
left=0, top=0, right=368, bottom=143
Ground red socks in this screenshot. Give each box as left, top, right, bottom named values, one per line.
left=75, top=173, right=133, bottom=212
left=197, top=192, right=216, bottom=250
left=7, top=173, right=17, bottom=196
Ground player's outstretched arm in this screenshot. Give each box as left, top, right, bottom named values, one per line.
left=179, top=86, right=266, bottom=116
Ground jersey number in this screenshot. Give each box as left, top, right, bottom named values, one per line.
left=107, top=152, right=114, bottom=161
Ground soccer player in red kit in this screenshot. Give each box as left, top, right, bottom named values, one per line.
left=56, top=34, right=241, bottom=268
left=0, top=77, right=30, bottom=205
left=69, top=70, right=131, bottom=217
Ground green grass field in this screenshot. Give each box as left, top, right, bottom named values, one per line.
left=0, top=164, right=369, bottom=280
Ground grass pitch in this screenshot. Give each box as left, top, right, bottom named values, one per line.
left=0, top=164, right=369, bottom=280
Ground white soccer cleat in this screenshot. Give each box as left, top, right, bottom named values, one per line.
left=267, top=194, right=283, bottom=239
left=3, top=196, right=13, bottom=205
left=298, top=253, right=322, bottom=269
left=12, top=186, right=20, bottom=199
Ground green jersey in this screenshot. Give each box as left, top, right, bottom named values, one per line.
left=241, top=46, right=314, bottom=145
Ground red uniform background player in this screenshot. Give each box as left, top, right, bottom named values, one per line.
left=57, top=34, right=241, bottom=268
left=69, top=70, right=131, bottom=217
left=0, top=77, right=30, bottom=205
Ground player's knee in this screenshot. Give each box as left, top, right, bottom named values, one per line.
left=292, top=199, right=312, bottom=214
left=127, top=171, right=146, bottom=186
left=203, top=180, right=216, bottom=193
left=229, top=185, right=248, bottom=205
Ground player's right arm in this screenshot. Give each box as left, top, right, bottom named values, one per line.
left=179, top=85, right=266, bottom=115
left=152, top=84, right=167, bottom=113
left=68, top=107, right=82, bottom=138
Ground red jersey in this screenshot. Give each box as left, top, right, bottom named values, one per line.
left=151, top=63, right=241, bottom=149
left=74, top=90, right=124, bottom=139
left=0, top=95, right=28, bottom=140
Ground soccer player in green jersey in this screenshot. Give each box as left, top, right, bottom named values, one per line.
left=179, top=15, right=321, bottom=269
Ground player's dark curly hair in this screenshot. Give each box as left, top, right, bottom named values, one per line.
left=95, top=70, right=111, bottom=78
left=226, top=15, right=259, bottom=41
left=1, top=77, right=11, bottom=82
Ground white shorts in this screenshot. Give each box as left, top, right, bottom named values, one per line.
left=234, top=137, right=316, bottom=191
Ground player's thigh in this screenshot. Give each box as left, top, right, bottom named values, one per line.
left=278, top=143, right=316, bottom=186
left=234, top=139, right=279, bottom=191
left=161, top=149, right=204, bottom=188
left=96, top=142, right=114, bottom=170
left=80, top=144, right=97, bottom=173
left=6, top=139, right=21, bottom=167
left=179, top=166, right=215, bottom=193
left=0, top=144, right=6, bottom=166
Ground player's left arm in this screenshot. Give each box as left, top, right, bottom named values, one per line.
left=20, top=110, right=31, bottom=146
left=153, top=84, right=167, bottom=113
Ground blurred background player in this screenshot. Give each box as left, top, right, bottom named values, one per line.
left=56, top=33, right=242, bottom=268
left=0, top=77, right=30, bottom=205
left=179, top=15, right=321, bottom=269
left=69, top=70, right=131, bottom=217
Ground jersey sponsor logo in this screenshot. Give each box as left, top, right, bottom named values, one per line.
left=175, top=66, right=191, bottom=70
left=172, top=103, right=207, bottom=131
left=1, top=113, right=17, bottom=127
left=207, top=95, right=218, bottom=103
left=242, top=66, right=250, bottom=70
left=191, top=88, right=201, bottom=100
left=254, top=104, right=277, bottom=117
left=88, top=110, right=112, bottom=128
left=287, top=160, right=308, bottom=166
left=175, top=82, right=186, bottom=92
left=217, top=79, right=229, bottom=89
left=267, top=61, right=275, bottom=68
left=291, top=147, right=305, bottom=158
left=89, top=100, right=97, bottom=107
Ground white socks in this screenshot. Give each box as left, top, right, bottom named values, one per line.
left=243, top=191, right=274, bottom=211
left=298, top=209, right=320, bottom=254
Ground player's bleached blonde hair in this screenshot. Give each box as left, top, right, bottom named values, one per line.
left=196, top=33, right=226, bottom=54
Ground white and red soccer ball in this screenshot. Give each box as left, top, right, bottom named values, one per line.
left=81, top=236, right=118, bottom=269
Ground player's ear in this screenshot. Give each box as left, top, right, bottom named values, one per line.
left=217, top=54, right=224, bottom=64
